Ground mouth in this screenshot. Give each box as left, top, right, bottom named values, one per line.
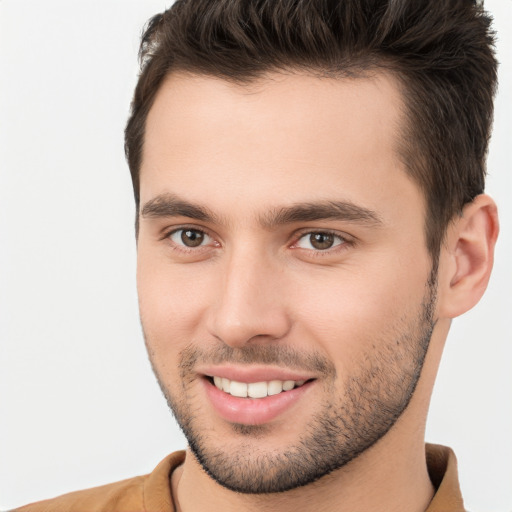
left=200, top=369, right=317, bottom=425
left=206, top=375, right=311, bottom=398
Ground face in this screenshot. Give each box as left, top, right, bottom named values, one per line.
left=137, top=72, right=436, bottom=493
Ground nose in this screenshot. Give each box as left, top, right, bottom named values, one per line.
left=206, top=247, right=291, bottom=348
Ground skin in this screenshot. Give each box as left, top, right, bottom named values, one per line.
left=136, top=71, right=498, bottom=512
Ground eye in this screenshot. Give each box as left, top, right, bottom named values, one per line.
left=169, top=228, right=212, bottom=248
left=295, top=232, right=345, bottom=251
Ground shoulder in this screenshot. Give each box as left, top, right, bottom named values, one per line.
left=11, top=451, right=186, bottom=512
left=12, top=475, right=146, bottom=512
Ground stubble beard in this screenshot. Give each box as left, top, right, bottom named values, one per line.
left=145, top=273, right=437, bottom=494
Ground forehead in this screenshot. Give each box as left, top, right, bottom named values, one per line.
left=140, top=71, right=422, bottom=225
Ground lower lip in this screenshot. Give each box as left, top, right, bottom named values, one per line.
left=203, top=378, right=314, bottom=425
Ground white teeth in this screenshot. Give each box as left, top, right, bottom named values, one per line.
left=229, top=380, right=248, bottom=398
left=248, top=381, right=267, bottom=398
left=267, top=380, right=283, bottom=396
left=211, top=377, right=308, bottom=398
left=282, top=380, right=295, bottom=391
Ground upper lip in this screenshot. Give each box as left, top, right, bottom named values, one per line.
left=198, top=364, right=316, bottom=383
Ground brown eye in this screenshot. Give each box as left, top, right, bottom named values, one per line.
left=170, top=229, right=210, bottom=248
left=182, top=229, right=204, bottom=247
left=296, top=232, right=344, bottom=251
left=309, top=233, right=334, bottom=250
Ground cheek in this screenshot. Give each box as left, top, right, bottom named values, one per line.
left=290, top=258, right=430, bottom=363
left=136, top=250, right=212, bottom=359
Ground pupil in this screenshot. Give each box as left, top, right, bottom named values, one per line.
left=310, top=233, right=333, bottom=250
left=182, top=230, right=204, bottom=247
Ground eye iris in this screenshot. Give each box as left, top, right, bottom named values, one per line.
left=310, top=233, right=334, bottom=250
left=181, top=229, right=204, bottom=247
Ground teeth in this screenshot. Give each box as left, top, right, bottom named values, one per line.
left=248, top=381, right=267, bottom=398
left=211, top=377, right=307, bottom=398
left=230, top=380, right=248, bottom=398
left=267, top=380, right=283, bottom=396
left=282, top=380, right=295, bottom=391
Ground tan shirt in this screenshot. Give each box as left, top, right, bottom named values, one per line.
left=13, top=444, right=465, bottom=512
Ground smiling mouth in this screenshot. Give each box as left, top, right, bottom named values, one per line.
left=206, top=376, right=313, bottom=398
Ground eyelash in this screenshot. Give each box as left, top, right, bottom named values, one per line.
left=291, top=230, right=352, bottom=254
left=162, top=226, right=218, bottom=253
left=162, top=226, right=354, bottom=257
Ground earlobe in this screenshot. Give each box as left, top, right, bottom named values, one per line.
left=438, top=194, right=499, bottom=319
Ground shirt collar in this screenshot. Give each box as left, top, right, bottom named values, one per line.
left=425, top=443, right=465, bottom=511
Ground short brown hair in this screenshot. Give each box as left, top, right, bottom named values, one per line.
left=125, top=0, right=497, bottom=258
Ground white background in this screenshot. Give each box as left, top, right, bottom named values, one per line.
left=0, top=1, right=510, bottom=510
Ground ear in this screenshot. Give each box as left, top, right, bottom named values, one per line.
left=437, top=194, right=499, bottom=319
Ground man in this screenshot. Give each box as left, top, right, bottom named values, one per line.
left=12, top=0, right=500, bottom=510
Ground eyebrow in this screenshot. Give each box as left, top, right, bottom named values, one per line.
left=141, top=194, right=221, bottom=223
left=261, top=201, right=383, bottom=228
left=140, top=193, right=383, bottom=228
